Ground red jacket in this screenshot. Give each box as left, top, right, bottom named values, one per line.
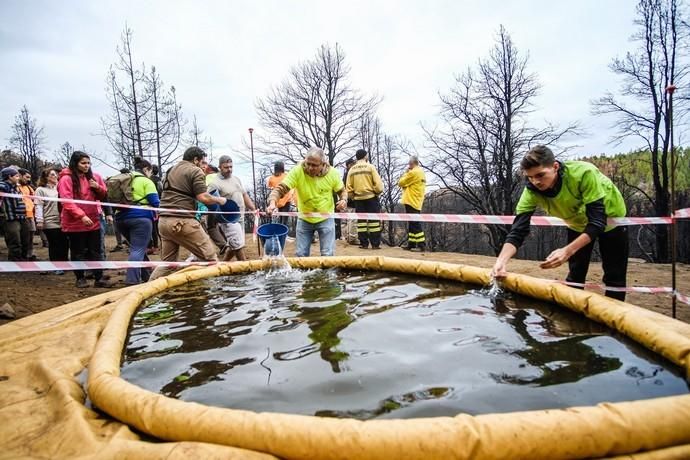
left=57, top=168, right=107, bottom=232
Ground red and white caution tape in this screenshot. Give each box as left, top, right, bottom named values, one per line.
left=0, top=259, right=686, bottom=306
left=676, top=207, right=690, bottom=218
left=2, top=192, right=689, bottom=226
left=551, top=279, right=689, bottom=305
left=0, top=192, right=248, bottom=216
left=0, top=260, right=218, bottom=272
left=555, top=279, right=673, bottom=294
left=273, top=211, right=675, bottom=226
left=677, top=291, right=690, bottom=305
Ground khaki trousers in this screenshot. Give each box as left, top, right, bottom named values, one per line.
left=150, top=216, right=218, bottom=280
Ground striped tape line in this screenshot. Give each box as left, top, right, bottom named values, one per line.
left=0, top=192, right=253, bottom=216
left=555, top=280, right=673, bottom=294
left=0, top=259, right=686, bottom=305
left=0, top=260, right=218, bottom=272
left=273, top=211, right=676, bottom=226
left=2, top=192, right=688, bottom=226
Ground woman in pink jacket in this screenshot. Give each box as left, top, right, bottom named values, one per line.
left=57, top=151, right=112, bottom=288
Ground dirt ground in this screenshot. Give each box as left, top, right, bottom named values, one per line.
left=1, top=234, right=689, bottom=325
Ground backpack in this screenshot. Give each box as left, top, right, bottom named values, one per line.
left=106, top=173, right=143, bottom=205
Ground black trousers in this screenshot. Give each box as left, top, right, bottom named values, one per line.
left=566, top=226, right=629, bottom=301
left=278, top=204, right=291, bottom=227
left=149, top=219, right=160, bottom=249
left=332, top=193, right=342, bottom=239
left=354, top=197, right=381, bottom=248
left=43, top=227, right=69, bottom=261
left=67, top=230, right=104, bottom=281
left=405, top=204, right=425, bottom=248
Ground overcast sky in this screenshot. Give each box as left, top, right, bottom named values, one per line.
left=0, top=0, right=642, bottom=178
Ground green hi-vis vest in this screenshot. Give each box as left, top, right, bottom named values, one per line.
left=515, top=161, right=626, bottom=233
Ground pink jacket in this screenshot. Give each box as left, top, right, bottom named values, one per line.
left=57, top=168, right=107, bottom=232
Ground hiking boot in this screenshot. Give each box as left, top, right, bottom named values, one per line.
left=371, top=245, right=381, bottom=250
left=359, top=244, right=369, bottom=249
left=94, top=279, right=116, bottom=288
left=75, top=278, right=89, bottom=288
left=402, top=245, right=414, bottom=251
left=110, top=245, right=124, bottom=253
left=410, top=245, right=426, bottom=253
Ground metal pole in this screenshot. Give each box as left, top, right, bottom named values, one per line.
left=249, top=128, right=261, bottom=256
left=666, top=84, right=677, bottom=318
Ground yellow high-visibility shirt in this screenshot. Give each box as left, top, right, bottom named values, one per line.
left=346, top=160, right=383, bottom=201
left=283, top=163, right=344, bottom=224
left=398, top=166, right=426, bottom=211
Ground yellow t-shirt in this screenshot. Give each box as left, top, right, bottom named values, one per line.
left=283, top=164, right=344, bottom=224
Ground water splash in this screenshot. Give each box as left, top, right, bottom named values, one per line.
left=487, top=279, right=506, bottom=299
left=477, top=277, right=509, bottom=301
left=262, top=235, right=293, bottom=276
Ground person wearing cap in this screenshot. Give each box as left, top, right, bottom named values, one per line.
left=0, top=166, right=29, bottom=261
left=346, top=149, right=384, bottom=249
left=267, top=147, right=347, bottom=257
left=208, top=155, right=256, bottom=262
left=150, top=147, right=228, bottom=280
left=398, top=155, right=427, bottom=251
left=267, top=161, right=294, bottom=227
left=491, top=145, right=628, bottom=300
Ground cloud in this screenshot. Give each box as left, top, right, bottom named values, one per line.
left=1, top=0, right=644, bottom=177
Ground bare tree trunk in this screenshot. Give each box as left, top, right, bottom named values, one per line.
left=592, top=0, right=689, bottom=261
left=10, top=105, right=45, bottom=178
left=424, top=25, right=578, bottom=254
left=255, top=43, right=380, bottom=167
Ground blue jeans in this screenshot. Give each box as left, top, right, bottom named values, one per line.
left=117, top=217, right=153, bottom=284
left=99, top=215, right=107, bottom=260
left=296, top=218, right=335, bottom=257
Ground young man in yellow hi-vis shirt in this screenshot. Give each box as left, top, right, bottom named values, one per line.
left=267, top=147, right=348, bottom=257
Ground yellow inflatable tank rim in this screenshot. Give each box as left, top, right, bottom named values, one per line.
left=86, top=256, right=690, bottom=460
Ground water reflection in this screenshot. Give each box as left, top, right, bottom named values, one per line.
left=292, top=270, right=351, bottom=372
left=490, top=304, right=622, bottom=386
left=121, top=269, right=688, bottom=419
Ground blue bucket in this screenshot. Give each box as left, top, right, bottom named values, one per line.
left=216, top=199, right=241, bottom=224
left=206, top=192, right=241, bottom=224
left=257, top=223, right=289, bottom=255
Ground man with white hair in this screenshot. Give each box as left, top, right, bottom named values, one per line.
left=398, top=155, right=427, bottom=251
left=208, top=155, right=257, bottom=261
left=267, top=147, right=347, bottom=257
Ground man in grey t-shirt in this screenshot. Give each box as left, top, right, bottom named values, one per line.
left=208, top=155, right=257, bottom=261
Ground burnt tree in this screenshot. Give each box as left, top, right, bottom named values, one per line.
left=592, top=0, right=689, bottom=262
left=255, top=43, right=380, bottom=166
left=423, top=25, right=578, bottom=254
left=9, top=105, right=45, bottom=178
